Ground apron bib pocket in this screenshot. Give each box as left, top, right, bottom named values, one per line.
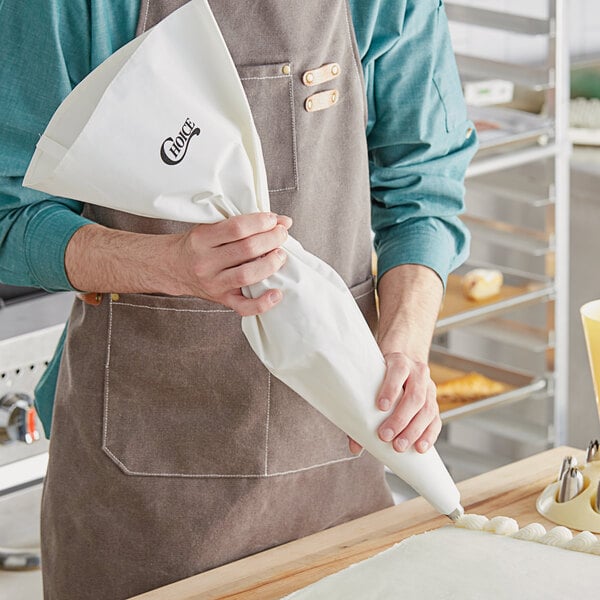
left=238, top=62, right=299, bottom=194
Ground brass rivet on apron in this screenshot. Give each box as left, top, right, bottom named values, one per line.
left=304, top=72, right=314, bottom=85
left=331, top=64, right=340, bottom=76
left=330, top=91, right=337, bottom=104
left=465, top=127, right=474, bottom=139
left=306, top=98, right=314, bottom=111
left=282, top=64, right=291, bottom=75
left=110, top=293, right=120, bottom=302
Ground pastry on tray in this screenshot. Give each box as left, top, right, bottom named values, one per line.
left=461, top=268, right=503, bottom=301
left=435, top=371, right=508, bottom=404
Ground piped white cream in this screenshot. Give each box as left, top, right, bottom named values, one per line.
left=456, top=513, right=600, bottom=554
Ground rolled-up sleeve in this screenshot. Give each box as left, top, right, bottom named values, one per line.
left=364, top=0, right=478, bottom=287
left=0, top=0, right=138, bottom=292
left=0, top=196, right=90, bottom=292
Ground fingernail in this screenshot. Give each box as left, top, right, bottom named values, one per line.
left=378, top=398, right=391, bottom=411
left=418, top=440, right=429, bottom=452
left=275, top=248, right=287, bottom=262
left=379, top=428, right=395, bottom=442
left=268, top=213, right=277, bottom=224
left=270, top=290, right=282, bottom=303
left=395, top=438, right=409, bottom=452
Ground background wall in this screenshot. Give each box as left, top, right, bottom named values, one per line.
left=449, top=0, right=600, bottom=64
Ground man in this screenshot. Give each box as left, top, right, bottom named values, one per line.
left=0, top=0, right=477, bottom=597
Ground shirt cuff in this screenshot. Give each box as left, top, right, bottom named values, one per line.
left=24, top=204, right=93, bottom=292
left=375, top=220, right=470, bottom=291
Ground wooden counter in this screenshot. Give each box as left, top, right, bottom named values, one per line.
left=132, top=446, right=581, bottom=600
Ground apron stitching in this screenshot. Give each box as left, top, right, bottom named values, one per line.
left=101, top=298, right=115, bottom=452
left=264, top=455, right=366, bottom=478
left=240, top=74, right=290, bottom=81
left=99, top=452, right=361, bottom=478
left=142, top=0, right=151, bottom=33
left=288, top=63, right=299, bottom=192
left=104, top=446, right=137, bottom=474
left=269, top=186, right=297, bottom=192
left=264, top=373, right=271, bottom=475
left=114, top=302, right=234, bottom=313
left=354, top=289, right=373, bottom=300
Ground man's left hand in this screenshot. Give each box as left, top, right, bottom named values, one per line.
left=348, top=263, right=444, bottom=456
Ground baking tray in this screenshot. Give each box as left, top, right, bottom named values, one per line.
left=436, top=262, right=552, bottom=333
left=429, top=347, right=546, bottom=422
left=469, top=106, right=553, bottom=152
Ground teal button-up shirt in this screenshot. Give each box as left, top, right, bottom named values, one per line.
left=0, top=0, right=477, bottom=436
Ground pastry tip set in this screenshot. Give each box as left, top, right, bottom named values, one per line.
left=537, top=440, right=600, bottom=533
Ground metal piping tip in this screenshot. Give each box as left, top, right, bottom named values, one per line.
left=447, top=506, right=465, bottom=522
left=586, top=439, right=600, bottom=463
left=557, top=455, right=577, bottom=482
left=557, top=467, right=584, bottom=503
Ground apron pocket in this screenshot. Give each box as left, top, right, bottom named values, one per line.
left=102, top=293, right=271, bottom=477
left=238, top=62, right=298, bottom=194
left=264, top=277, right=376, bottom=474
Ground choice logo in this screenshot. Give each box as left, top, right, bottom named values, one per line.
left=160, top=118, right=201, bottom=165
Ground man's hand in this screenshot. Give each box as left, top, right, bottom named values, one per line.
left=65, top=212, right=292, bottom=317
left=168, top=213, right=292, bottom=315
left=349, top=264, right=443, bottom=456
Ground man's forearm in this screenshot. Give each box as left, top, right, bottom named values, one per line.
left=64, top=215, right=291, bottom=315
left=65, top=223, right=180, bottom=294
left=377, top=264, right=444, bottom=362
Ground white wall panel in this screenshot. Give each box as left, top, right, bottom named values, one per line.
left=448, top=0, right=599, bottom=63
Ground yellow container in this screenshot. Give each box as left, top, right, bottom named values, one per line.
left=581, top=299, right=600, bottom=422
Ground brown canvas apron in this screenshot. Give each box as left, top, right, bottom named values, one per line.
left=41, top=1, right=393, bottom=598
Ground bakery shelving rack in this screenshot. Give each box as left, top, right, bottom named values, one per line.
left=425, top=0, right=570, bottom=480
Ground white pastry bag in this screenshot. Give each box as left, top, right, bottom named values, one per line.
left=24, top=0, right=462, bottom=517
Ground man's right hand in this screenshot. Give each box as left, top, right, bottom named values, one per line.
left=65, top=212, right=292, bottom=317
left=168, top=213, right=291, bottom=315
